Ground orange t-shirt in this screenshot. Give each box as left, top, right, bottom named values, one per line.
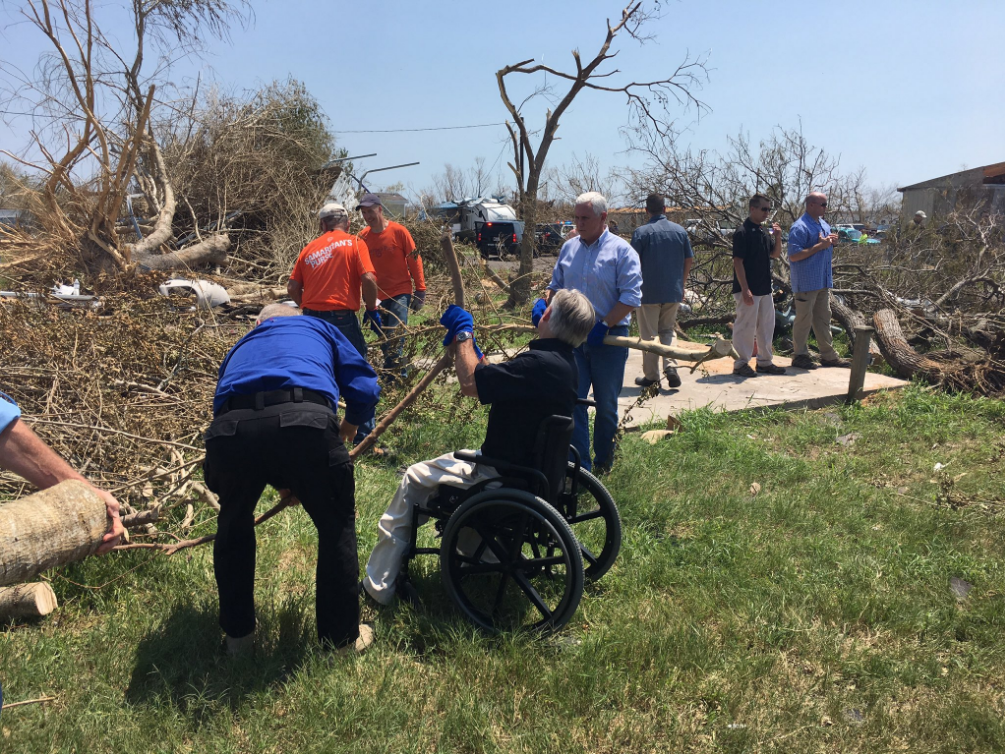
left=290, top=229, right=375, bottom=311
left=359, top=221, right=425, bottom=300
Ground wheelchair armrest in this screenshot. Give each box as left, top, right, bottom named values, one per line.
left=576, top=398, right=597, bottom=408
left=452, top=452, right=551, bottom=497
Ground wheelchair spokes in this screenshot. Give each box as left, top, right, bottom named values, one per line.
left=440, top=495, right=584, bottom=633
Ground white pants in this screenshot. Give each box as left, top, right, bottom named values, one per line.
left=636, top=302, right=680, bottom=378
left=733, top=293, right=777, bottom=368
left=363, top=451, right=499, bottom=605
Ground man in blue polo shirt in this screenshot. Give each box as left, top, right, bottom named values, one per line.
left=786, top=192, right=851, bottom=370
left=548, top=192, right=643, bottom=474
left=205, top=304, right=380, bottom=655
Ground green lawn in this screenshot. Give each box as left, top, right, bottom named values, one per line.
left=2, top=385, right=1005, bottom=753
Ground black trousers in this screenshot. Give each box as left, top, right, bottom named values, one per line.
left=204, top=401, right=359, bottom=648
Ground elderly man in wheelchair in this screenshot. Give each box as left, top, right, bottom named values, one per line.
left=362, top=289, right=622, bottom=633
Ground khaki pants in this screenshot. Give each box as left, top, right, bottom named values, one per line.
left=636, top=302, right=680, bottom=379
left=792, top=288, right=838, bottom=361
left=733, top=293, right=776, bottom=369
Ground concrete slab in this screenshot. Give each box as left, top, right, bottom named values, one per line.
left=615, top=346, right=910, bottom=428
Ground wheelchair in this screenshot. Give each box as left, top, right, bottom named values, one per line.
left=396, top=407, right=621, bottom=633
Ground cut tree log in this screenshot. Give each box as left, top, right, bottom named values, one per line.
left=831, top=297, right=884, bottom=365
left=0, top=480, right=108, bottom=586
left=603, top=334, right=737, bottom=368
left=134, top=233, right=229, bottom=271
left=0, top=582, right=58, bottom=620
left=872, top=309, right=942, bottom=381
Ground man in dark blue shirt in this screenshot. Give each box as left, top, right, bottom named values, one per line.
left=205, top=304, right=380, bottom=654
left=630, top=194, right=693, bottom=389
left=361, top=289, right=595, bottom=605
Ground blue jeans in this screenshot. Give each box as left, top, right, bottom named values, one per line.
left=379, top=293, right=410, bottom=380
left=303, top=308, right=376, bottom=442
left=572, top=325, right=629, bottom=472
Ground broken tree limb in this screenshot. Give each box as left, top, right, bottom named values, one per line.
left=0, top=582, right=58, bottom=620
left=872, top=309, right=942, bottom=381
left=0, top=481, right=108, bottom=586
left=128, top=136, right=176, bottom=259
left=602, top=334, right=736, bottom=367
left=134, top=233, right=229, bottom=271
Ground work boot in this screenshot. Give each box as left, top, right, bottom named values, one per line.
left=820, top=356, right=852, bottom=368
left=634, top=375, right=659, bottom=388
left=732, top=364, right=757, bottom=378
left=663, top=367, right=682, bottom=388
left=755, top=363, right=787, bottom=375
left=790, top=354, right=818, bottom=370
left=342, top=624, right=374, bottom=654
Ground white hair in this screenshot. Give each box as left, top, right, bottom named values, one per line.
left=575, top=191, right=608, bottom=217
left=548, top=289, right=596, bottom=347
left=257, top=303, right=301, bottom=324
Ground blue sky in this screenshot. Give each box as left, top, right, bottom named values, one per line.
left=2, top=0, right=1003, bottom=202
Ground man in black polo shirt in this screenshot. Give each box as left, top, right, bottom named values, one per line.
left=732, top=194, right=785, bottom=377
left=361, top=289, right=596, bottom=605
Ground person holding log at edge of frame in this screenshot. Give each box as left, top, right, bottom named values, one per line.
left=0, top=391, right=125, bottom=553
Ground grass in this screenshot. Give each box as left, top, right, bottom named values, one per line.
left=3, top=385, right=1005, bottom=752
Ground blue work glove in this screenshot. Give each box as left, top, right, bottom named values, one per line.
left=531, top=298, right=548, bottom=327
left=410, top=290, right=426, bottom=312
left=586, top=321, right=609, bottom=346
left=363, top=308, right=383, bottom=336
left=440, top=305, right=475, bottom=346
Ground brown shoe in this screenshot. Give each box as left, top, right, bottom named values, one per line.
left=790, top=354, right=818, bottom=370
left=820, top=356, right=852, bottom=368
left=732, top=364, right=757, bottom=378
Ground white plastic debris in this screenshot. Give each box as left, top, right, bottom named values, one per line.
left=158, top=278, right=230, bottom=309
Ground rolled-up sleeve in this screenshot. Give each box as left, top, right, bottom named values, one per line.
left=0, top=393, right=21, bottom=436
left=787, top=222, right=811, bottom=258
left=617, top=247, right=643, bottom=308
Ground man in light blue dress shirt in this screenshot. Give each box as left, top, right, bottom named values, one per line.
left=786, top=192, right=850, bottom=370
left=548, top=192, right=643, bottom=473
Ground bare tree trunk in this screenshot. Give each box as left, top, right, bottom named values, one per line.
left=832, top=296, right=884, bottom=365
left=0, top=480, right=108, bottom=586
left=508, top=193, right=537, bottom=306
left=872, top=309, right=941, bottom=381
left=0, top=582, right=58, bottom=619
left=134, top=234, right=229, bottom=271
left=128, top=137, right=176, bottom=258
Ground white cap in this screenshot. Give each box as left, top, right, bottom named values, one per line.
left=915, top=210, right=927, bottom=219
left=319, top=201, right=348, bottom=220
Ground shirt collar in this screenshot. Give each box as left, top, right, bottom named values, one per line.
left=743, top=217, right=762, bottom=229
left=529, top=338, right=574, bottom=353
left=581, top=228, right=610, bottom=250
left=650, top=214, right=667, bottom=223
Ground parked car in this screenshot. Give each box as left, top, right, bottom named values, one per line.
left=534, top=223, right=566, bottom=253
left=476, top=220, right=524, bottom=258
left=837, top=228, right=881, bottom=245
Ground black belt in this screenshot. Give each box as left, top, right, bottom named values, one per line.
left=219, top=388, right=330, bottom=415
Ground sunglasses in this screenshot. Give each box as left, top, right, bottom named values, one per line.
left=757, top=206, right=772, bottom=212
left=815, top=201, right=828, bottom=207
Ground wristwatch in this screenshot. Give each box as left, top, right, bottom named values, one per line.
left=455, top=331, right=474, bottom=343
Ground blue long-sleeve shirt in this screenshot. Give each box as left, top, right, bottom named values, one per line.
left=547, top=229, right=643, bottom=326
left=213, top=316, right=380, bottom=426
left=0, top=392, right=20, bottom=435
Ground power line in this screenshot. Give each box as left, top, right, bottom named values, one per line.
left=333, top=122, right=505, bottom=134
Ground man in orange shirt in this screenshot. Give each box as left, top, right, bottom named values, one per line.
left=357, top=193, right=426, bottom=380
left=288, top=201, right=381, bottom=441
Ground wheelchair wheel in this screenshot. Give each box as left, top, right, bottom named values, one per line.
left=440, top=490, right=584, bottom=633
left=558, top=463, right=622, bottom=581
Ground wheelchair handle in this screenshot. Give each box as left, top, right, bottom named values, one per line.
left=576, top=398, right=597, bottom=408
